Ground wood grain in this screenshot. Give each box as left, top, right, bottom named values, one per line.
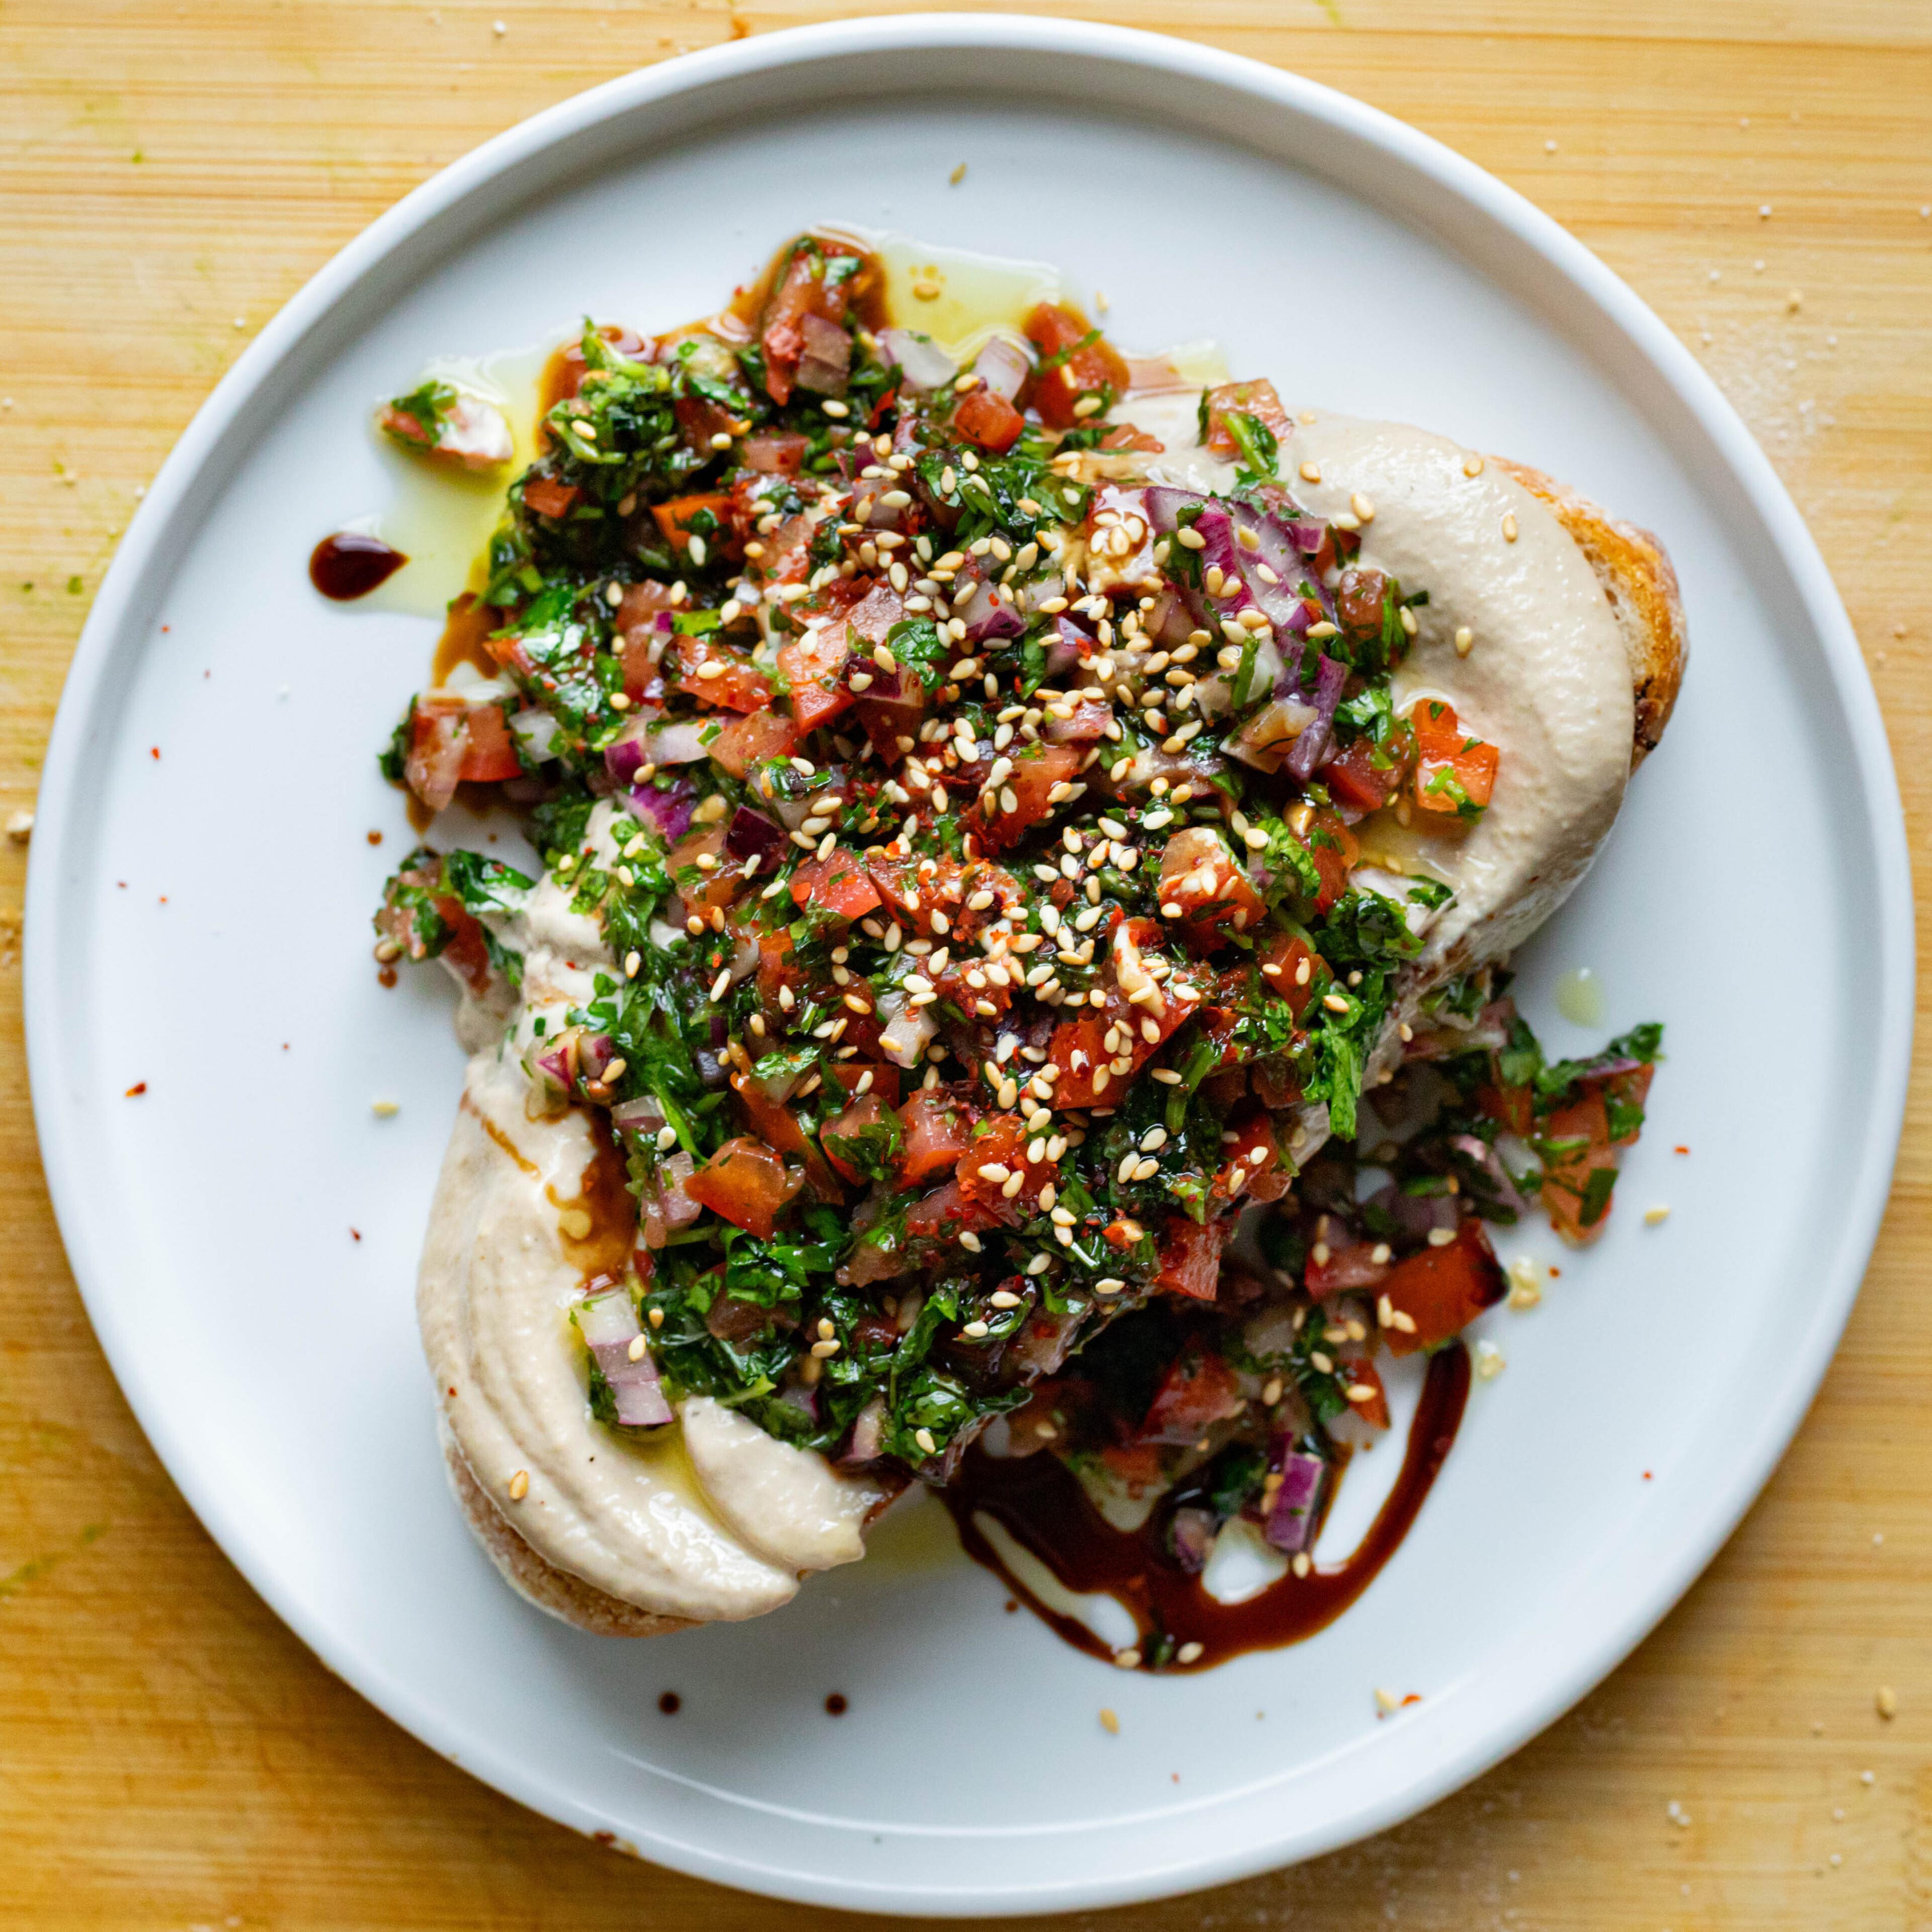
left=3, top=4, right=1929, bottom=1926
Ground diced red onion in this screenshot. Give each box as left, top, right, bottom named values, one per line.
left=636, top=1149, right=699, bottom=1247
left=646, top=719, right=712, bottom=766
left=577, top=1288, right=673, bottom=1427
left=842, top=1395, right=887, bottom=1465
left=1169, top=1504, right=1217, bottom=1574
left=1227, top=502, right=1328, bottom=634
left=972, top=335, right=1032, bottom=403
left=1043, top=613, right=1092, bottom=677
left=877, top=329, right=956, bottom=393
left=1017, top=572, right=1067, bottom=615
left=1264, top=1446, right=1328, bottom=1553
left=629, top=773, right=695, bottom=843
left=795, top=313, right=852, bottom=398
left=511, top=708, right=559, bottom=764
left=724, top=804, right=783, bottom=864
left=1363, top=1182, right=1460, bottom=1244
left=1447, top=1135, right=1531, bottom=1217
left=577, top=1032, right=616, bottom=1082
left=949, top=560, right=1024, bottom=643
left=775, top=1382, right=820, bottom=1426
left=604, top=720, right=652, bottom=788
left=610, top=1097, right=667, bottom=1134
left=1282, top=655, right=1348, bottom=781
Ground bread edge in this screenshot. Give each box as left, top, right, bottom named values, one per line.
left=1491, top=456, right=1688, bottom=767
left=438, top=1417, right=692, bottom=1640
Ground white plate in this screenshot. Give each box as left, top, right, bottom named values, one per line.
left=26, top=16, right=1911, bottom=1916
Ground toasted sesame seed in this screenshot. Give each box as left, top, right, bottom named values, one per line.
left=508, top=1469, right=530, bottom=1501
left=1463, top=454, right=1485, bottom=477
left=1099, top=1708, right=1120, bottom=1734
left=1644, top=1205, right=1671, bottom=1226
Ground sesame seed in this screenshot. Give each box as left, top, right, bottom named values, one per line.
left=508, top=1469, right=530, bottom=1501
left=1427, top=1226, right=1457, bottom=1247
left=1502, top=513, right=1519, bottom=542
left=1644, top=1205, right=1671, bottom=1226
left=1099, top=1708, right=1120, bottom=1734
left=1463, top=454, right=1485, bottom=477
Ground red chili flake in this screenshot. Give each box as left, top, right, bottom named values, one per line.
left=1401, top=1693, right=1423, bottom=1708
left=366, top=829, right=383, bottom=846
left=1548, top=1266, right=1561, bottom=1277
left=124, top=1081, right=147, bottom=1097
left=658, top=1692, right=681, bottom=1715
left=149, top=747, right=160, bottom=760
left=824, top=1693, right=848, bottom=1716
left=1674, top=1145, right=1690, bottom=1156
left=1643, top=1471, right=1654, bottom=1481
left=349, top=1228, right=362, bottom=1241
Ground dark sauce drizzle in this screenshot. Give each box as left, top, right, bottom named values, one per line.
left=309, top=530, right=408, bottom=600
left=942, top=1343, right=1470, bottom=1673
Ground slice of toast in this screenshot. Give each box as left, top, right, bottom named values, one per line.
left=1491, top=457, right=1688, bottom=766
left=440, top=1419, right=690, bottom=1639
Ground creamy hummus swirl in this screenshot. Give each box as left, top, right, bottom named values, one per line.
left=419, top=1049, right=886, bottom=1622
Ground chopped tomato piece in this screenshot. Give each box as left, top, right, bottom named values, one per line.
left=1410, top=699, right=1499, bottom=818
left=776, top=627, right=854, bottom=733
left=1212, top=1110, right=1284, bottom=1202
left=1539, top=1092, right=1621, bottom=1243
left=1200, top=379, right=1295, bottom=464
left=952, top=387, right=1025, bottom=452
left=1256, top=930, right=1321, bottom=1019
left=683, top=1137, right=801, bottom=1240
left=1477, top=1082, right=1534, bottom=1139
left=1021, top=302, right=1131, bottom=429
left=819, top=1093, right=893, bottom=1186
left=788, top=845, right=882, bottom=922
left=742, top=431, right=810, bottom=474
left=732, top=1077, right=842, bottom=1201
left=1583, top=1061, right=1655, bottom=1147
left=1140, top=1349, right=1244, bottom=1445
left=1097, top=1441, right=1166, bottom=1489
left=1321, top=736, right=1405, bottom=813
left=1380, top=1220, right=1505, bottom=1353
left=904, top=1178, right=1000, bottom=1241
left=1045, top=1015, right=1111, bottom=1109
left=1155, top=1215, right=1227, bottom=1302
left=652, top=492, right=740, bottom=560
left=895, top=1089, right=975, bottom=1186
left=456, top=703, right=523, bottom=783
left=830, top=1062, right=901, bottom=1107
left=667, top=826, right=737, bottom=920
left=1337, top=1357, right=1392, bottom=1429
left=1306, top=1236, right=1392, bottom=1298
left=1095, top=423, right=1164, bottom=454
left=708, top=708, right=800, bottom=779
left=521, top=475, right=580, bottom=520
left=757, top=237, right=866, bottom=406
left=1305, top=809, right=1359, bottom=913
left=1157, top=825, right=1264, bottom=940
left=971, top=743, right=1083, bottom=851
left=669, top=635, right=773, bottom=713
left=674, top=394, right=741, bottom=452
left=955, top=1112, right=1055, bottom=1214
left=403, top=699, right=469, bottom=813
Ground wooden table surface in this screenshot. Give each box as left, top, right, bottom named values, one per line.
left=4, top=3, right=1929, bottom=1925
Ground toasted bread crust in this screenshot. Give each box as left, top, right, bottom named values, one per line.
left=439, top=1419, right=691, bottom=1640
left=1491, top=457, right=1687, bottom=766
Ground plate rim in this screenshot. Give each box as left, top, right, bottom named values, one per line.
left=24, top=13, right=1915, bottom=1915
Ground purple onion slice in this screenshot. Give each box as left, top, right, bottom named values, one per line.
left=1263, top=1446, right=1329, bottom=1554
left=576, top=1289, right=673, bottom=1428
